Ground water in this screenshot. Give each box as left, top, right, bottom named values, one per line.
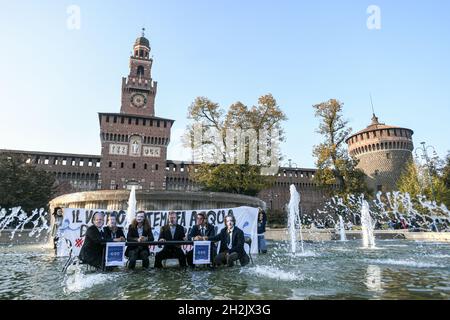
left=338, top=215, right=347, bottom=242
left=361, top=201, right=376, bottom=249
left=288, top=185, right=304, bottom=254
left=1, top=240, right=449, bottom=300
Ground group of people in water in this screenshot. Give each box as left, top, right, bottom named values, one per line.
left=58, top=208, right=268, bottom=270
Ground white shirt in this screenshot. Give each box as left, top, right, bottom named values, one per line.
left=227, top=227, right=234, bottom=249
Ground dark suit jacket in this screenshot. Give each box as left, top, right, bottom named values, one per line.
left=103, top=226, right=125, bottom=241
left=125, top=225, right=154, bottom=257
left=79, top=225, right=108, bottom=268
left=209, top=226, right=247, bottom=259
left=158, top=224, right=186, bottom=253
left=188, top=224, right=215, bottom=240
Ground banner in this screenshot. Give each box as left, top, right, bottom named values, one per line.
left=193, top=241, right=211, bottom=265
left=105, top=243, right=126, bottom=267
left=56, top=206, right=258, bottom=257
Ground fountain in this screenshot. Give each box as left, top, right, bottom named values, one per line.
left=338, top=215, right=347, bottom=241
left=288, top=185, right=304, bottom=254
left=361, top=200, right=376, bottom=249
left=124, top=186, right=137, bottom=235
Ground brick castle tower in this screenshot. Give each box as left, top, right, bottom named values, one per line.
left=98, top=29, right=174, bottom=191
left=346, top=114, right=414, bottom=193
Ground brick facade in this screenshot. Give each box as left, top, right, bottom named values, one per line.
left=346, top=114, right=414, bottom=193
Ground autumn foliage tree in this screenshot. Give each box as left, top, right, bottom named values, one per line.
left=312, top=99, right=370, bottom=197
left=184, top=94, right=286, bottom=196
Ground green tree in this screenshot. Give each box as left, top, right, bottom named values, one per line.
left=398, top=157, right=450, bottom=208
left=184, top=94, right=286, bottom=195
left=312, top=99, right=370, bottom=197
left=0, top=153, right=56, bottom=213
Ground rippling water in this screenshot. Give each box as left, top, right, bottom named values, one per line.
left=0, top=240, right=449, bottom=300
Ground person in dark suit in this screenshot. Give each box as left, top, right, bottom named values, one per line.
left=186, top=212, right=216, bottom=267
left=79, top=212, right=108, bottom=269
left=103, top=213, right=126, bottom=242
left=126, top=212, right=154, bottom=269
left=154, top=211, right=187, bottom=268
left=205, top=215, right=250, bottom=267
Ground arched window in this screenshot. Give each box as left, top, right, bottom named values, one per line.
left=137, top=65, right=144, bottom=77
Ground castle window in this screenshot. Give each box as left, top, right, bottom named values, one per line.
left=88, top=160, right=92, bottom=167
left=108, top=161, right=112, bottom=168
left=155, top=164, right=159, bottom=171
left=106, top=116, right=110, bottom=123
left=128, top=118, right=132, bottom=125
left=62, top=159, right=67, bottom=166
left=132, top=163, right=136, bottom=169
left=44, top=158, right=49, bottom=165
left=144, top=163, right=148, bottom=170
left=121, top=117, right=124, bottom=124
left=71, top=160, right=76, bottom=166
left=113, top=116, right=117, bottom=123
left=164, top=121, right=167, bottom=128
left=137, top=65, right=144, bottom=76
left=79, top=160, right=84, bottom=167
left=143, top=119, right=146, bottom=126
left=135, top=118, right=139, bottom=125
left=96, top=161, right=101, bottom=168
left=121, top=162, right=124, bottom=168
left=135, top=50, right=138, bottom=57
left=386, top=153, right=391, bottom=159
left=157, top=120, right=160, bottom=127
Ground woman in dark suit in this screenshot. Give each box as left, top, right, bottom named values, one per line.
left=126, top=212, right=154, bottom=269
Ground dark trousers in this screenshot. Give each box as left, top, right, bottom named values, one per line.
left=186, top=246, right=216, bottom=267
left=215, top=252, right=239, bottom=267
left=155, top=248, right=187, bottom=268
left=128, top=247, right=150, bottom=269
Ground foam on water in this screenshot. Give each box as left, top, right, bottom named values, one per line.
left=366, top=259, right=444, bottom=268
left=64, top=267, right=116, bottom=293
left=245, top=265, right=303, bottom=282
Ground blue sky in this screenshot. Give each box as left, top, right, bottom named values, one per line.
left=0, top=0, right=449, bottom=168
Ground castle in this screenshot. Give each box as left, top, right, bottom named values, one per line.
left=0, top=32, right=414, bottom=220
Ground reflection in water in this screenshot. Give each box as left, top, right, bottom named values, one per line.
left=365, top=265, right=383, bottom=293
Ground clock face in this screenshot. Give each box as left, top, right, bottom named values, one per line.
left=131, top=93, right=147, bottom=108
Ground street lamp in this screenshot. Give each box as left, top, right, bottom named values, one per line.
left=414, top=142, right=437, bottom=202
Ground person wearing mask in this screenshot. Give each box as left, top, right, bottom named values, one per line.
left=186, top=212, right=216, bottom=267
left=155, top=211, right=187, bottom=268
left=79, top=212, right=108, bottom=269
left=103, top=213, right=126, bottom=242
left=126, top=212, right=154, bottom=269
left=257, top=208, right=268, bottom=254
left=205, top=215, right=250, bottom=267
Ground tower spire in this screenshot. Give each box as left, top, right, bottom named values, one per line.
left=369, top=93, right=379, bottom=125
left=141, top=27, right=145, bottom=37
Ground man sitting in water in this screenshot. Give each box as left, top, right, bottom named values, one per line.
left=103, top=213, right=126, bottom=242
left=155, top=211, right=187, bottom=268
left=79, top=212, right=108, bottom=269
left=204, top=215, right=250, bottom=267
left=186, top=212, right=216, bottom=267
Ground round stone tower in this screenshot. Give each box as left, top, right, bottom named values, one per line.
left=346, top=114, right=414, bottom=193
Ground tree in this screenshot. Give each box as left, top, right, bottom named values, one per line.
left=0, top=153, right=56, bottom=213
left=398, top=157, right=450, bottom=208
left=184, top=94, right=286, bottom=196
left=312, top=99, right=370, bottom=197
